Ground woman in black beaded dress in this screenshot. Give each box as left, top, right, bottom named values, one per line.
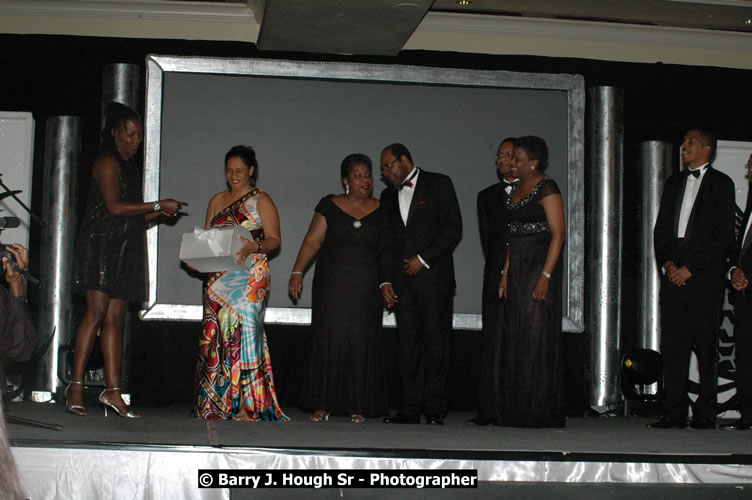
left=66, top=102, right=186, bottom=418
left=498, top=136, right=566, bottom=428
left=288, top=153, right=387, bottom=423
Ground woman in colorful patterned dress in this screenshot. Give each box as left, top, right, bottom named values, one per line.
left=193, top=145, right=288, bottom=421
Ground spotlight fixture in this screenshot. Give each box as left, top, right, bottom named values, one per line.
left=456, top=0, right=472, bottom=6
left=621, top=348, right=663, bottom=400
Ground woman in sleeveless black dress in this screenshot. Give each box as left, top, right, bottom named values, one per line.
left=66, top=102, right=186, bottom=418
left=288, top=154, right=387, bottom=422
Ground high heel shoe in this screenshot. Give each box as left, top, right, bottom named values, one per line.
left=310, top=410, right=330, bottom=422
left=64, top=381, right=87, bottom=416
left=99, top=387, right=140, bottom=419
left=350, top=414, right=365, bottom=423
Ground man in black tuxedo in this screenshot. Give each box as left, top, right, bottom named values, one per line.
left=724, top=153, right=752, bottom=430
left=379, top=143, right=462, bottom=425
left=651, top=128, right=735, bottom=429
left=466, top=137, right=517, bottom=426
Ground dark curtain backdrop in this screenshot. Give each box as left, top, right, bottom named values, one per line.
left=2, top=34, right=750, bottom=414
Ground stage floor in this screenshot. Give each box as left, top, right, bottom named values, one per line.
left=6, top=400, right=752, bottom=461
left=8, top=400, right=752, bottom=498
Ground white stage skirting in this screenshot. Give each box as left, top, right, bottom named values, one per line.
left=12, top=444, right=752, bottom=499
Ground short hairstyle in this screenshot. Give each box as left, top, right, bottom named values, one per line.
left=514, top=136, right=549, bottom=173
left=384, top=143, right=413, bottom=164
left=99, top=101, right=141, bottom=157
left=225, top=145, right=258, bottom=186
left=341, top=153, right=372, bottom=179
left=499, top=137, right=516, bottom=146
left=692, top=128, right=717, bottom=162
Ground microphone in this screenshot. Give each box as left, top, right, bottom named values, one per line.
left=0, top=216, right=20, bottom=228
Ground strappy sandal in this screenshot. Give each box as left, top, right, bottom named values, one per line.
left=310, top=410, right=330, bottom=422
left=350, top=414, right=365, bottom=423
left=64, top=381, right=87, bottom=416
left=99, top=387, right=141, bottom=418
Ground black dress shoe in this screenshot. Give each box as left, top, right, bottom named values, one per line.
left=720, top=417, right=752, bottom=430
left=689, top=417, right=715, bottom=430
left=383, top=415, right=420, bottom=424
left=647, top=417, right=687, bottom=429
left=425, top=418, right=444, bottom=425
left=465, top=416, right=493, bottom=426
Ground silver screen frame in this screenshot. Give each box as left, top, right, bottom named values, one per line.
left=142, top=54, right=585, bottom=332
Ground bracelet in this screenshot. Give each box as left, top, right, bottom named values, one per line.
left=291, top=271, right=303, bottom=275
left=153, top=201, right=161, bottom=212
left=541, top=271, right=551, bottom=279
left=256, top=241, right=262, bottom=253
left=500, top=269, right=507, bottom=276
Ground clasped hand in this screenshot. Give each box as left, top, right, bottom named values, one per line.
left=664, top=261, right=692, bottom=287
left=403, top=256, right=424, bottom=276
left=731, top=267, right=749, bottom=291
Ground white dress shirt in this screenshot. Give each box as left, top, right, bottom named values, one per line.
left=397, top=167, right=429, bottom=269
left=677, top=163, right=709, bottom=238
left=398, top=167, right=419, bottom=225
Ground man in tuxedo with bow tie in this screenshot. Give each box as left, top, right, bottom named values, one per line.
left=724, top=153, right=752, bottom=430
left=651, top=128, right=735, bottom=429
left=466, top=137, right=517, bottom=426
left=379, top=143, right=462, bottom=425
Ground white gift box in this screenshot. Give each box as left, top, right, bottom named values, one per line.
left=179, top=226, right=254, bottom=272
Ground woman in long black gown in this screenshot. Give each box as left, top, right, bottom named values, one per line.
left=288, top=153, right=387, bottom=422
left=498, top=136, right=566, bottom=428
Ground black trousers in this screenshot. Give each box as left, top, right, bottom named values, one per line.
left=733, top=290, right=752, bottom=419
left=476, top=292, right=503, bottom=422
left=394, top=280, right=453, bottom=420
left=660, top=287, right=721, bottom=421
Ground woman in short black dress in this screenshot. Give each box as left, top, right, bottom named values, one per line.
left=67, top=102, right=186, bottom=418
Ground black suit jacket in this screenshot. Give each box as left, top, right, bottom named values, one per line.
left=653, top=165, right=735, bottom=295
left=378, top=170, right=462, bottom=293
left=477, top=182, right=509, bottom=306
left=732, top=183, right=752, bottom=276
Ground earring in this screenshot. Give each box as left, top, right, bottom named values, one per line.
left=345, top=184, right=350, bottom=195
left=531, top=166, right=536, bottom=170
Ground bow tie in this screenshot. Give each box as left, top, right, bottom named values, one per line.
left=688, top=168, right=704, bottom=179
left=400, top=169, right=418, bottom=190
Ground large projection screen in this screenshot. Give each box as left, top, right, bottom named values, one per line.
left=142, top=55, right=585, bottom=332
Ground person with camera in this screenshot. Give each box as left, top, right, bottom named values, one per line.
left=0, top=242, right=36, bottom=397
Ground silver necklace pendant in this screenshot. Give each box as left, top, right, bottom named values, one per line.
left=353, top=220, right=362, bottom=229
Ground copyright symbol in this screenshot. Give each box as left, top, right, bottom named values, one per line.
left=199, top=473, right=213, bottom=487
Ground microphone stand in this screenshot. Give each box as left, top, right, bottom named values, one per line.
left=0, top=173, right=46, bottom=228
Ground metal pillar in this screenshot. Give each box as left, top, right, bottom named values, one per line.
left=587, top=86, right=624, bottom=411
left=101, top=63, right=141, bottom=120
left=638, top=142, right=673, bottom=352
left=35, top=116, right=80, bottom=396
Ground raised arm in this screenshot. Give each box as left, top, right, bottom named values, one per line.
left=94, top=154, right=185, bottom=218
left=233, top=191, right=282, bottom=265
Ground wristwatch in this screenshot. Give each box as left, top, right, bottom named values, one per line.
left=153, top=201, right=161, bottom=212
